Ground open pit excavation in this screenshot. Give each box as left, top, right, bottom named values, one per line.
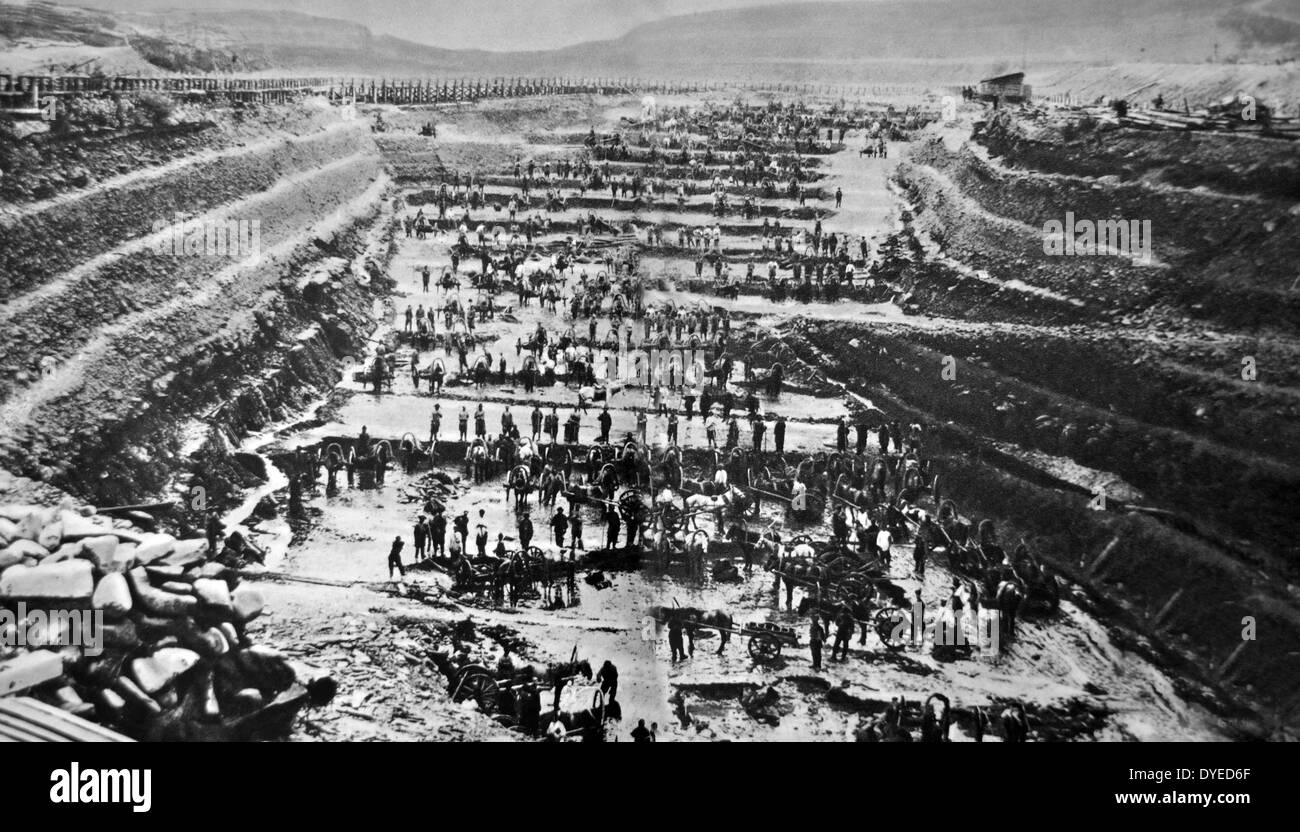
left=0, top=1, right=1298, bottom=762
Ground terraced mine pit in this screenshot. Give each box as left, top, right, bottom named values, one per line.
left=2, top=86, right=1297, bottom=743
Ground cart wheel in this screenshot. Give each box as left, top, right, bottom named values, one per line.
left=452, top=667, right=500, bottom=714
left=874, top=607, right=910, bottom=651
left=747, top=634, right=782, bottom=663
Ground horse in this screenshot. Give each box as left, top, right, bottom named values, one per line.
left=648, top=606, right=734, bottom=655
left=506, top=464, right=534, bottom=508
left=766, top=551, right=833, bottom=610
left=539, top=469, right=565, bottom=507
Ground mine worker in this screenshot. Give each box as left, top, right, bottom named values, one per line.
left=493, top=532, right=508, bottom=561
left=387, top=535, right=406, bottom=580
left=605, top=505, right=621, bottom=549
left=429, top=511, right=446, bottom=558
left=667, top=410, right=679, bottom=445
left=726, top=416, right=740, bottom=450
left=774, top=414, right=786, bottom=454
left=545, top=407, right=559, bottom=442
left=404, top=305, right=413, bottom=333
left=832, top=606, right=854, bottom=661
left=429, top=404, right=442, bottom=444
left=569, top=510, right=584, bottom=555
left=855, top=420, right=869, bottom=455
left=596, top=660, right=619, bottom=703
left=876, top=525, right=894, bottom=567
left=668, top=616, right=687, bottom=662
left=457, top=406, right=469, bottom=441
left=474, top=404, right=487, bottom=438
left=518, top=511, right=534, bottom=551
left=453, top=511, right=470, bottom=554
left=422, top=264, right=431, bottom=292
left=475, top=511, right=489, bottom=558
left=809, top=615, right=825, bottom=670
left=636, top=409, right=648, bottom=443
left=532, top=405, right=544, bottom=441
left=631, top=719, right=651, bottom=742
left=540, top=506, right=566, bottom=554
left=835, top=187, right=843, bottom=208
left=890, top=420, right=904, bottom=454
left=205, top=513, right=224, bottom=556
left=913, top=533, right=928, bottom=577
left=598, top=406, right=612, bottom=443
left=832, top=506, right=850, bottom=545
left=501, top=407, right=514, bottom=435
left=413, top=515, right=428, bottom=560
left=836, top=416, right=849, bottom=453
left=684, top=389, right=696, bottom=420
left=752, top=416, right=766, bottom=451
left=878, top=421, right=890, bottom=454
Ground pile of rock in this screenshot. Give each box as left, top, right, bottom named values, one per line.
left=0, top=500, right=331, bottom=740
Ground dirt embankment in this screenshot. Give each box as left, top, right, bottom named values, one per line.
left=881, top=117, right=1300, bottom=563
left=0, top=102, right=394, bottom=521
left=896, top=123, right=1300, bottom=333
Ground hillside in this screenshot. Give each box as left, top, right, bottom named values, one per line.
left=2, top=0, right=1296, bottom=83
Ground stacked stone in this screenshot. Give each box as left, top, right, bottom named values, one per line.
left=0, top=500, right=322, bottom=739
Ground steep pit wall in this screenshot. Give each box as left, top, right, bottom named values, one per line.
left=0, top=105, right=393, bottom=514
left=900, top=135, right=1300, bottom=332
left=797, top=321, right=1300, bottom=567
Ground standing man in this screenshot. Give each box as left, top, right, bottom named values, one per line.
left=387, top=535, right=406, bottom=580
left=413, top=516, right=428, bottom=561
left=832, top=606, right=854, bottom=661
left=774, top=414, right=786, bottom=454
left=668, top=616, right=687, bottom=662
left=836, top=416, right=849, bottom=453
left=751, top=416, right=766, bottom=452
left=458, top=406, right=469, bottom=441
left=551, top=506, right=567, bottom=549
left=667, top=410, right=679, bottom=445
left=531, top=405, right=544, bottom=441
left=569, top=510, right=584, bottom=556
left=835, top=187, right=843, bottom=208
left=518, top=510, right=534, bottom=551
left=598, top=405, right=612, bottom=443
left=597, top=660, right=618, bottom=704
left=605, top=505, right=621, bottom=549
left=429, top=404, right=442, bottom=445
left=429, top=511, right=446, bottom=559
left=453, top=511, right=469, bottom=554
left=809, top=615, right=825, bottom=670
left=474, top=509, right=489, bottom=558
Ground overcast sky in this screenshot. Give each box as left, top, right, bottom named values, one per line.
left=66, top=0, right=870, bottom=51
